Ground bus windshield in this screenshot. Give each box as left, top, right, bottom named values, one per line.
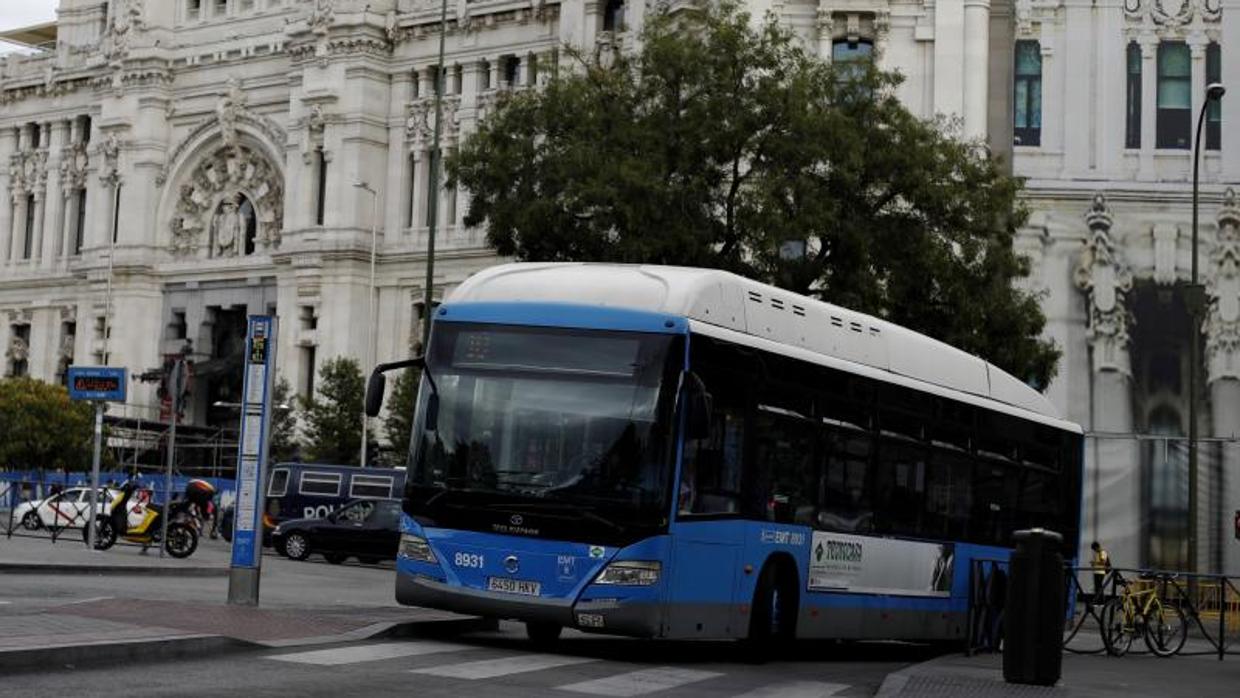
left=406, top=322, right=683, bottom=544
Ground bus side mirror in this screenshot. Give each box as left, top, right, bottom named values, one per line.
left=365, top=371, right=386, bottom=418
left=687, top=373, right=712, bottom=440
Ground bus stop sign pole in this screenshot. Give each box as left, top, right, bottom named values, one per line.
left=228, top=315, right=277, bottom=606
left=67, top=366, right=127, bottom=552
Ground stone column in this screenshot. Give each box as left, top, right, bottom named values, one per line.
left=962, top=0, right=990, bottom=141
left=411, top=149, right=427, bottom=234
left=385, top=75, right=413, bottom=238
left=1207, top=188, right=1240, bottom=574
left=1075, top=193, right=1141, bottom=567
left=40, top=120, right=68, bottom=267
left=1138, top=36, right=1158, bottom=180
left=10, top=194, right=28, bottom=262
left=1222, top=6, right=1240, bottom=179
left=1189, top=37, right=1208, bottom=158
left=933, top=0, right=965, bottom=121
left=0, top=127, right=14, bottom=264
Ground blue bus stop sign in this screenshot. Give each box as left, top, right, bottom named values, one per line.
left=67, top=366, right=127, bottom=402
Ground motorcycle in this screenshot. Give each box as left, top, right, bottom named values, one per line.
left=82, top=481, right=199, bottom=558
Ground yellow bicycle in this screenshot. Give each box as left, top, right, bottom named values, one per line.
left=1100, top=573, right=1188, bottom=657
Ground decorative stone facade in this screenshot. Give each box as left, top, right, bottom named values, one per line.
left=1, top=1, right=1237, bottom=573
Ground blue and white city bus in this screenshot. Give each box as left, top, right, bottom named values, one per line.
left=367, top=263, right=1083, bottom=643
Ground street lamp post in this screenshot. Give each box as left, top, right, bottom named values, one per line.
left=354, top=182, right=379, bottom=467
left=422, top=0, right=449, bottom=349
left=1188, top=81, right=1226, bottom=575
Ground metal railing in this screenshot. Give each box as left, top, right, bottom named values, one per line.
left=966, top=557, right=1240, bottom=660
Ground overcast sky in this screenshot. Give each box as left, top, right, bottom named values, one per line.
left=1, top=2, right=59, bottom=55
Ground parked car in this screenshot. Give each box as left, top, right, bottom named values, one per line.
left=221, top=463, right=406, bottom=545
left=12, top=487, right=120, bottom=530
left=271, top=498, right=401, bottom=564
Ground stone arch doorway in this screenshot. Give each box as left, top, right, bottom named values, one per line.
left=169, top=143, right=284, bottom=258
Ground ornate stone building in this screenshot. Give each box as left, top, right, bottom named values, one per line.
left=0, top=1, right=1237, bottom=571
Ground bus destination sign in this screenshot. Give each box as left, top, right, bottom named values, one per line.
left=67, top=366, right=127, bottom=402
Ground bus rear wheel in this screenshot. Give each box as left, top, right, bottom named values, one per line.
left=747, top=561, right=798, bottom=654
left=526, top=622, right=563, bottom=645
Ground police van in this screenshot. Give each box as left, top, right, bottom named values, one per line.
left=222, top=463, right=406, bottom=543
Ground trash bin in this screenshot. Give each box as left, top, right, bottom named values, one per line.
left=1003, top=528, right=1065, bottom=686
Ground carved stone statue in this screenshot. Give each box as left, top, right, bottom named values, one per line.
left=217, top=77, right=247, bottom=151
left=1206, top=188, right=1240, bottom=383
left=1075, top=193, right=1135, bottom=375
left=213, top=197, right=243, bottom=257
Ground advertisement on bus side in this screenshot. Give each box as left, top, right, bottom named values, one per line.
left=807, top=532, right=954, bottom=597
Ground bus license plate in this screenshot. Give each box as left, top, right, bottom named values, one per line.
left=487, top=577, right=541, bottom=596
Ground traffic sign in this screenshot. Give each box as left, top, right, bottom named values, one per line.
left=67, top=366, right=127, bottom=402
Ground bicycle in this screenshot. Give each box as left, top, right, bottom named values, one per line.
left=1100, top=572, right=1188, bottom=657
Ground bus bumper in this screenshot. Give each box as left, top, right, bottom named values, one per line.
left=396, top=573, right=662, bottom=637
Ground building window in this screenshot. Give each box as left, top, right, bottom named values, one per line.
left=1206, top=42, right=1221, bottom=151
left=1157, top=41, right=1191, bottom=149
left=502, top=55, right=518, bottom=87
left=300, top=345, right=316, bottom=398
left=1126, top=42, right=1142, bottom=149
left=73, top=189, right=87, bottom=255
left=315, top=148, right=327, bottom=226
left=603, top=0, right=625, bottom=32
left=425, top=149, right=440, bottom=227
left=187, top=0, right=201, bottom=21
left=1014, top=40, right=1042, bottom=146
left=832, top=38, right=874, bottom=82
left=23, top=194, right=35, bottom=259
left=478, top=60, right=491, bottom=91
left=169, top=311, right=188, bottom=340
left=214, top=0, right=229, bottom=18
left=452, top=65, right=463, bottom=95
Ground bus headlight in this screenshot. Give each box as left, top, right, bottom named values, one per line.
left=399, top=534, right=437, bottom=563
left=593, top=560, right=661, bottom=586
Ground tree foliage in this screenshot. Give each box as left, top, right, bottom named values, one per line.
left=449, top=1, right=1059, bottom=387
left=299, top=357, right=369, bottom=465
left=0, top=377, right=98, bottom=471
left=268, top=376, right=301, bottom=463
left=383, top=364, right=421, bottom=468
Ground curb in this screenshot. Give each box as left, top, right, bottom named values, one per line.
left=0, top=634, right=254, bottom=674
left=0, top=562, right=229, bottom=577
left=0, top=614, right=496, bottom=673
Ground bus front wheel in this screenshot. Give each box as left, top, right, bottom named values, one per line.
left=526, top=622, right=563, bottom=645
left=748, top=561, right=798, bottom=648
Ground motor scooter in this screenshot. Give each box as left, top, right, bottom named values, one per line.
left=83, top=481, right=198, bottom=558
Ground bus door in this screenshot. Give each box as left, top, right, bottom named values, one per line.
left=667, top=408, right=748, bottom=638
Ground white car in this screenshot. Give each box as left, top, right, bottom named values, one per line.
left=12, top=487, right=120, bottom=530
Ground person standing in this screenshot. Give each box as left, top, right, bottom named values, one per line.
left=1090, top=541, right=1111, bottom=604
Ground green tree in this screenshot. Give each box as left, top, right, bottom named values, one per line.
left=268, top=376, right=301, bottom=463
left=299, top=357, right=368, bottom=465
left=383, top=364, right=421, bottom=467
left=449, top=1, right=1059, bottom=387
left=0, top=377, right=97, bottom=472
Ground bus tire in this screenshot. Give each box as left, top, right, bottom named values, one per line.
left=747, top=560, right=798, bottom=654
left=526, top=622, right=563, bottom=645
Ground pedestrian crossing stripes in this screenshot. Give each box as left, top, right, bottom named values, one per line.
left=556, top=667, right=725, bottom=696
left=731, top=681, right=851, bottom=697
left=411, top=653, right=598, bottom=679
left=267, top=641, right=855, bottom=697
left=268, top=640, right=470, bottom=665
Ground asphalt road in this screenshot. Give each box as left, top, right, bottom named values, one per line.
left=4, top=620, right=936, bottom=698
left=0, top=538, right=942, bottom=697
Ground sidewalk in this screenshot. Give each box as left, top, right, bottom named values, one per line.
left=0, top=596, right=491, bottom=672
left=0, top=529, right=228, bottom=575
left=876, top=650, right=1240, bottom=697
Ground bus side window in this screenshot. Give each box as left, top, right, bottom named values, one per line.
left=679, top=405, right=743, bottom=516
left=752, top=410, right=816, bottom=525
left=817, top=428, right=872, bottom=532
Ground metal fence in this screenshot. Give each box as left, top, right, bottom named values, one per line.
left=966, top=557, right=1240, bottom=660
